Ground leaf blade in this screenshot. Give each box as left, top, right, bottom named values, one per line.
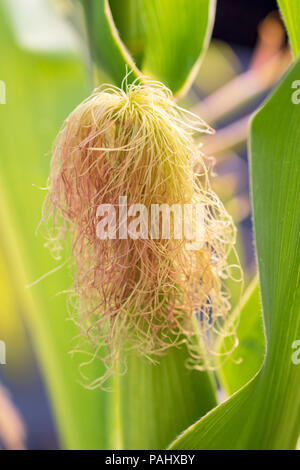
left=140, top=0, right=216, bottom=95
left=81, top=0, right=216, bottom=95
left=120, top=345, right=217, bottom=449
left=218, top=279, right=265, bottom=396
left=278, top=0, right=300, bottom=58
left=0, top=6, right=110, bottom=449
left=169, top=57, right=300, bottom=450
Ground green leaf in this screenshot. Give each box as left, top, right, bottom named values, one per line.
left=169, top=58, right=300, bottom=450
left=218, top=278, right=265, bottom=396
left=80, top=0, right=140, bottom=85
left=139, top=0, right=216, bottom=95
left=109, top=0, right=145, bottom=69
left=278, top=0, right=300, bottom=58
left=0, top=4, right=110, bottom=449
left=81, top=0, right=216, bottom=95
left=120, top=345, right=217, bottom=450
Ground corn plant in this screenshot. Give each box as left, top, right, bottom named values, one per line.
left=0, top=0, right=299, bottom=450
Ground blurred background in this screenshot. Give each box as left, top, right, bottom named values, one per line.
left=0, top=0, right=290, bottom=450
